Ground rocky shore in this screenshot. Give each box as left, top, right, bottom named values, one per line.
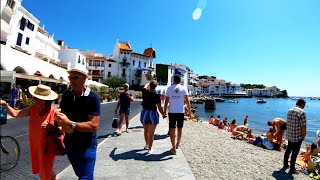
left=180, top=121, right=309, bottom=180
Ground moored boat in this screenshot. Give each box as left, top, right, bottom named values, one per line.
left=256, top=98, right=267, bottom=103
left=214, top=97, right=225, bottom=102
left=228, top=99, right=238, bottom=103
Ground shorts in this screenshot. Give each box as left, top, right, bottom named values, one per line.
left=119, top=108, right=130, bottom=115
left=168, top=113, right=184, bottom=129
left=280, top=122, right=287, bottom=131
left=140, top=109, right=159, bottom=125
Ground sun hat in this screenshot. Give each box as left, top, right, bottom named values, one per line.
left=28, top=84, right=58, bottom=101
left=67, top=64, right=88, bottom=77
left=124, top=83, right=129, bottom=88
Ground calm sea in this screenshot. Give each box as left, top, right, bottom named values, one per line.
left=195, top=98, right=319, bottom=145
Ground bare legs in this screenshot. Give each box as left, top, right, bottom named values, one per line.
left=118, top=113, right=129, bottom=134
left=143, top=124, right=157, bottom=152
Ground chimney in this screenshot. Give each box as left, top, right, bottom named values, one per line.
left=57, top=40, right=64, bottom=47
left=42, top=24, right=45, bottom=29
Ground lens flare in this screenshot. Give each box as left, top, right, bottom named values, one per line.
left=192, top=8, right=202, bottom=21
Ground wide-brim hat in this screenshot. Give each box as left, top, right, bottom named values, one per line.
left=67, top=64, right=88, bottom=77
left=28, top=84, right=58, bottom=101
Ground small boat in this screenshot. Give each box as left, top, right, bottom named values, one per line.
left=256, top=98, right=267, bottom=103
left=214, top=97, right=225, bottom=102
left=228, top=99, right=238, bottom=103
left=190, top=99, right=204, bottom=104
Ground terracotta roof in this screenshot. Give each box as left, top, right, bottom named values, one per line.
left=85, top=55, right=108, bottom=61
left=131, top=52, right=149, bottom=57
left=119, top=42, right=132, bottom=51
left=143, top=48, right=156, bottom=58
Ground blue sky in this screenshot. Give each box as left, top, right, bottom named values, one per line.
left=22, top=0, right=320, bottom=97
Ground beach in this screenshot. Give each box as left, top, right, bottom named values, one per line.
left=180, top=120, right=309, bottom=180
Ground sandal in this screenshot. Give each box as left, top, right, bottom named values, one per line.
left=170, top=148, right=176, bottom=155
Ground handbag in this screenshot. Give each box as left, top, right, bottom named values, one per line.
left=0, top=106, right=7, bottom=125
left=46, top=123, right=66, bottom=156
left=112, top=114, right=119, bottom=128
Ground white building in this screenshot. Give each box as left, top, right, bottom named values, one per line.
left=58, top=42, right=87, bottom=75
left=81, top=50, right=110, bottom=82
left=110, top=40, right=156, bottom=87
left=246, top=88, right=271, bottom=97
left=1, top=0, right=69, bottom=93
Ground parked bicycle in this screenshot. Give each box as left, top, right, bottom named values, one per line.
left=0, top=104, right=20, bottom=172
left=0, top=135, right=20, bottom=172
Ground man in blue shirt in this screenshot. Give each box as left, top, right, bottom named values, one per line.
left=10, top=83, right=19, bottom=108
left=115, top=83, right=133, bottom=135
left=56, top=65, right=100, bottom=180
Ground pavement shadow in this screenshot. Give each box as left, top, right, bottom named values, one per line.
left=97, top=134, right=112, bottom=139
left=272, top=169, right=294, bottom=180
left=128, top=126, right=143, bottom=130
left=154, top=134, right=169, bottom=141
left=109, top=148, right=173, bottom=162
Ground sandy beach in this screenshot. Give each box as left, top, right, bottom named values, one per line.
left=180, top=121, right=310, bottom=180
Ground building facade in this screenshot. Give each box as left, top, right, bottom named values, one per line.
left=110, top=40, right=156, bottom=86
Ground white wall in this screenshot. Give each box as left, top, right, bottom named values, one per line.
left=59, top=49, right=87, bottom=70
left=6, top=6, right=39, bottom=56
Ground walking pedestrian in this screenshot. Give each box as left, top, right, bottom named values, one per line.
left=164, top=75, right=191, bottom=155
left=283, top=98, right=306, bottom=174
left=140, top=80, right=166, bottom=154
left=56, top=65, right=101, bottom=179
left=115, top=83, right=133, bottom=135
left=9, top=83, right=19, bottom=108
left=1, top=84, right=59, bottom=180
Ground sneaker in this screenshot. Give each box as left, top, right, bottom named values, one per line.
left=176, top=143, right=180, bottom=149
left=170, top=148, right=176, bottom=155
left=148, top=148, right=154, bottom=154
left=144, top=145, right=149, bottom=150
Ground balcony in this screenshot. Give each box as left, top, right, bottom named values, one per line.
left=2, top=5, right=15, bottom=17
left=121, top=74, right=127, bottom=77
left=120, top=61, right=130, bottom=67
left=1, top=19, right=11, bottom=42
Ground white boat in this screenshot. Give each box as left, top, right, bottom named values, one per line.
left=256, top=98, right=267, bottom=103
left=228, top=99, right=238, bottom=103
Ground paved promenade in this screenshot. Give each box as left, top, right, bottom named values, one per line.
left=57, top=113, right=195, bottom=180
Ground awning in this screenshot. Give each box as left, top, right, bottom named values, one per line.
left=85, top=80, right=108, bottom=88
left=16, top=73, right=67, bottom=83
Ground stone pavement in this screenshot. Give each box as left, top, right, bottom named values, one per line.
left=57, top=113, right=195, bottom=180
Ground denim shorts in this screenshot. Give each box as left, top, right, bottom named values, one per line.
left=119, top=108, right=130, bottom=115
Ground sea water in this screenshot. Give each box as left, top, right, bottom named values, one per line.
left=195, top=98, right=319, bottom=144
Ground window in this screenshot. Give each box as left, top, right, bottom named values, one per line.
left=144, top=62, right=147, bottom=68
left=27, top=21, right=35, bottom=31
left=108, top=72, right=111, bottom=77
left=101, top=70, right=104, bottom=76
left=133, top=60, right=135, bottom=66
left=6, top=0, right=16, bottom=9
left=101, top=61, right=105, bottom=67
left=25, top=37, right=30, bottom=45
left=20, top=17, right=26, bottom=31
left=109, top=64, right=111, bottom=67
left=89, top=60, right=93, bottom=66
left=138, top=61, right=141, bottom=67
left=82, top=59, right=85, bottom=65
left=16, top=33, right=23, bottom=46
left=78, top=56, right=80, bottom=63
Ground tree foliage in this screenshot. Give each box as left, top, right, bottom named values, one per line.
left=240, top=83, right=266, bottom=89
left=103, top=76, right=126, bottom=89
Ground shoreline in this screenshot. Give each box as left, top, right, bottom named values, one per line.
left=180, top=120, right=309, bottom=179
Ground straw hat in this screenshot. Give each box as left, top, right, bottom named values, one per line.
left=67, top=64, right=88, bottom=77
left=28, top=84, right=58, bottom=101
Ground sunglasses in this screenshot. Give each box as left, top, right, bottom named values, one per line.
left=68, top=76, right=82, bottom=80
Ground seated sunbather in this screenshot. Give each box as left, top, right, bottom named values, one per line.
left=245, top=129, right=255, bottom=142
left=208, top=115, right=214, bottom=124
left=229, top=119, right=237, bottom=132
left=232, top=125, right=248, bottom=139
left=213, top=115, right=220, bottom=126
left=223, top=117, right=228, bottom=126
left=302, top=143, right=318, bottom=163
left=218, top=121, right=225, bottom=130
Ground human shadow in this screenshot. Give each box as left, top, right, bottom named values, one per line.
left=128, top=126, right=143, bottom=130
left=272, top=169, right=294, bottom=180
left=154, top=134, right=169, bottom=141
left=97, top=134, right=112, bottom=139
left=109, top=148, right=173, bottom=162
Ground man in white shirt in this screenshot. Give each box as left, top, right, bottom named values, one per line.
left=164, top=75, right=191, bottom=155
